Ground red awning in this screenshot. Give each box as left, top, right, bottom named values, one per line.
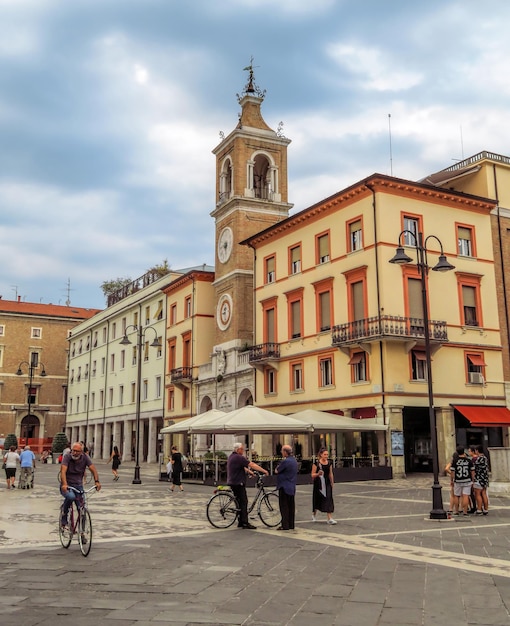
left=453, top=405, right=510, bottom=427
left=467, top=354, right=486, bottom=366
left=353, top=407, right=377, bottom=419
left=413, top=351, right=427, bottom=361
left=348, top=353, right=363, bottom=365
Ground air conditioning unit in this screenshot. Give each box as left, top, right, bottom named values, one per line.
left=469, top=372, right=484, bottom=384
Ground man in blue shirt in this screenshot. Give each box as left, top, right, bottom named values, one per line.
left=275, top=445, right=298, bottom=530
left=19, top=445, right=36, bottom=489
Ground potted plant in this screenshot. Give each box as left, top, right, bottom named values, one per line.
left=51, top=432, right=68, bottom=463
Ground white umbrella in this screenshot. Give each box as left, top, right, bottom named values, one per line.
left=289, top=409, right=387, bottom=431
left=189, top=405, right=312, bottom=433
left=160, top=409, right=227, bottom=434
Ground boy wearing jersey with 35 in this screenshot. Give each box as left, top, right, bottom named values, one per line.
left=449, top=445, right=475, bottom=516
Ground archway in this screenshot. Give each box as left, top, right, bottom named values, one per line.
left=21, top=414, right=40, bottom=440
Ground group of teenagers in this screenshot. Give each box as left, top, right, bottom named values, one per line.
left=226, top=443, right=336, bottom=530
left=446, top=444, right=490, bottom=516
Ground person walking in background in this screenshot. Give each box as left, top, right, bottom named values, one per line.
left=19, top=445, right=36, bottom=489
left=450, top=445, right=475, bottom=516
left=166, top=456, right=173, bottom=482
left=473, top=444, right=490, bottom=515
left=170, top=445, right=184, bottom=492
left=311, top=447, right=337, bottom=524
left=108, top=445, right=121, bottom=481
left=3, top=445, right=20, bottom=490
left=275, top=444, right=298, bottom=531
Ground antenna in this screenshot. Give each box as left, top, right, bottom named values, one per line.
left=460, top=125, right=464, bottom=160
left=11, top=285, right=18, bottom=300
left=62, top=278, right=74, bottom=306
left=388, top=113, right=393, bottom=176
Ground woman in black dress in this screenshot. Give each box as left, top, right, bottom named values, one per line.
left=311, top=447, right=336, bottom=524
left=170, top=445, right=184, bottom=492
left=108, top=445, right=121, bottom=481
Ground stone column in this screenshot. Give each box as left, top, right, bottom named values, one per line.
left=436, top=406, right=455, bottom=474
left=148, top=416, right=157, bottom=463
left=102, top=422, right=111, bottom=461
left=122, top=419, right=133, bottom=462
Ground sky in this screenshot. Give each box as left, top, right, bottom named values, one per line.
left=1, top=0, right=510, bottom=309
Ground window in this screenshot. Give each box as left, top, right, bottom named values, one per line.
left=108, top=388, right=114, bottom=407
left=102, top=327, right=107, bottom=343
left=101, top=357, right=106, bottom=375
left=411, top=350, right=427, bottom=381
left=99, top=390, right=104, bottom=409
left=76, top=396, right=80, bottom=412
left=462, top=285, right=478, bottom=326
left=71, top=343, right=76, bottom=357
left=111, top=322, right=116, bottom=340
left=85, top=337, right=90, bottom=351
left=0, top=325, right=5, bottom=336
left=30, top=352, right=39, bottom=367
left=83, top=394, right=87, bottom=411
left=286, top=289, right=303, bottom=340
left=265, top=367, right=277, bottom=394
left=142, top=379, right=148, bottom=401
left=290, top=361, right=304, bottom=392
left=182, top=386, right=190, bottom=409
left=91, top=392, right=95, bottom=410
left=120, top=350, right=125, bottom=369
left=289, top=245, right=301, bottom=275
left=93, top=331, right=98, bottom=347
left=344, top=267, right=367, bottom=333
left=403, top=214, right=421, bottom=247
left=185, top=296, right=192, bottom=318
left=265, top=255, right=276, bottom=284
left=314, top=278, right=334, bottom=333
left=145, top=306, right=150, bottom=325
left=466, top=353, right=486, bottom=384
left=155, top=300, right=163, bottom=320
left=70, top=369, right=75, bottom=384
left=77, top=367, right=81, bottom=382
left=262, top=298, right=278, bottom=344
left=144, top=340, right=149, bottom=362
left=170, top=303, right=177, bottom=325
left=349, top=352, right=367, bottom=383
left=157, top=337, right=162, bottom=358
left=78, top=339, right=83, bottom=354
left=27, top=385, right=37, bottom=405
left=31, top=327, right=42, bottom=339
left=407, top=276, right=424, bottom=333
left=156, top=376, right=162, bottom=399
left=130, top=383, right=136, bottom=403
left=119, top=385, right=124, bottom=405
left=121, top=317, right=127, bottom=334
left=319, top=356, right=333, bottom=387
left=92, top=361, right=96, bottom=377
left=110, top=354, right=115, bottom=372
left=457, top=224, right=475, bottom=257
left=84, top=364, right=89, bottom=380
left=0, top=347, right=3, bottom=367
left=132, top=346, right=137, bottom=366
left=347, top=217, right=363, bottom=252
left=168, top=387, right=175, bottom=411
left=316, top=232, right=330, bottom=264
left=133, top=311, right=138, bottom=327
left=183, top=333, right=191, bottom=368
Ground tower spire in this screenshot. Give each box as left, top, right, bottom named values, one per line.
left=237, top=57, right=266, bottom=103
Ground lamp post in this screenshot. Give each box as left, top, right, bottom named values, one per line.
left=16, top=356, right=47, bottom=442
left=389, top=230, right=454, bottom=520
left=119, top=324, right=161, bottom=484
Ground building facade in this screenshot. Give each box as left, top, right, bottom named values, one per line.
left=0, top=298, right=99, bottom=446
left=244, top=174, right=506, bottom=475
left=66, top=270, right=182, bottom=461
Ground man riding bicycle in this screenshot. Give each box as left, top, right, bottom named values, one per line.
left=60, top=442, right=101, bottom=527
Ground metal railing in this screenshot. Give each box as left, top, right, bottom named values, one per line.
left=249, top=343, right=280, bottom=362
left=332, top=315, right=448, bottom=345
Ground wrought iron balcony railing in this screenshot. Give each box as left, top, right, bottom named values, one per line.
left=248, top=343, right=280, bottom=363
left=332, top=315, right=448, bottom=346
left=170, top=367, right=193, bottom=383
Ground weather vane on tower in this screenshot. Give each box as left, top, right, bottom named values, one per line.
left=237, top=57, right=266, bottom=103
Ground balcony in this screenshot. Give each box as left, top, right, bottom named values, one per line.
left=249, top=343, right=280, bottom=365
left=170, top=367, right=193, bottom=385
left=332, top=315, right=448, bottom=348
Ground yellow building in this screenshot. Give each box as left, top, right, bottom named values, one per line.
left=163, top=267, right=215, bottom=456
left=244, top=173, right=505, bottom=475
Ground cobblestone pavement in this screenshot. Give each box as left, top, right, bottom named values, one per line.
left=1, top=462, right=510, bottom=625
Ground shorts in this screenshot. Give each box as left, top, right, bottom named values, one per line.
left=453, top=482, right=472, bottom=497
left=5, top=468, right=16, bottom=479
left=473, top=481, right=487, bottom=490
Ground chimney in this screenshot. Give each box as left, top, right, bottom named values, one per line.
left=18, top=296, right=21, bottom=302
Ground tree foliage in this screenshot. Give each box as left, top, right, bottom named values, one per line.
left=4, top=433, right=17, bottom=450
left=100, top=277, right=132, bottom=298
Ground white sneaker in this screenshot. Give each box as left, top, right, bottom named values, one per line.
left=312, top=515, right=317, bottom=522
left=327, top=519, right=337, bottom=525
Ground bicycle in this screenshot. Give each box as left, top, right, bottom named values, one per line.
left=206, top=470, right=281, bottom=529
left=58, top=485, right=96, bottom=556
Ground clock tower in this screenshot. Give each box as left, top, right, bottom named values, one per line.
left=211, top=63, right=292, bottom=349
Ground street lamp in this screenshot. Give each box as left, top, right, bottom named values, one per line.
left=16, top=356, right=47, bottom=442
left=389, top=230, right=454, bottom=520
left=119, top=325, right=161, bottom=484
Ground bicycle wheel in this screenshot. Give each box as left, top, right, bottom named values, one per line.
left=58, top=505, right=72, bottom=548
left=206, top=492, right=238, bottom=528
left=78, top=508, right=92, bottom=556
left=258, top=491, right=281, bottom=527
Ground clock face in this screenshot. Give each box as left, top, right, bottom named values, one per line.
left=217, top=293, right=233, bottom=330
left=217, top=226, right=233, bottom=264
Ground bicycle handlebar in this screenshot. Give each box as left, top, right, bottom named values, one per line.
left=68, top=485, right=98, bottom=494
